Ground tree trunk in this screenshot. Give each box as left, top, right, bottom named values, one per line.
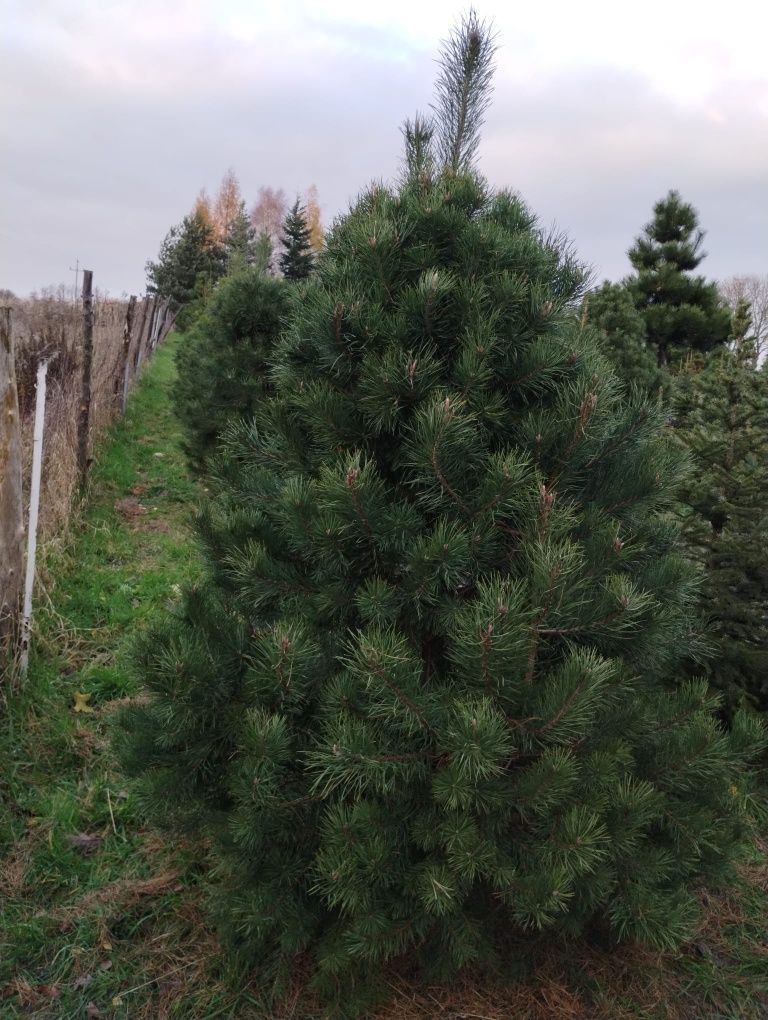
left=0, top=307, right=23, bottom=647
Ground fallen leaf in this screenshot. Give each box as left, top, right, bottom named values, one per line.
left=85, top=1003, right=101, bottom=1017
left=99, top=960, right=112, bottom=972
left=101, top=939, right=113, bottom=951
left=114, top=497, right=147, bottom=518
left=72, top=973, right=92, bottom=990
left=36, top=984, right=61, bottom=999
left=73, top=691, right=94, bottom=714
left=111, top=997, right=123, bottom=1008
left=130, top=484, right=146, bottom=496
left=67, top=833, right=104, bottom=856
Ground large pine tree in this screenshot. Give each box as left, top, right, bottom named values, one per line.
left=627, top=191, right=731, bottom=366
left=120, top=15, right=763, bottom=1013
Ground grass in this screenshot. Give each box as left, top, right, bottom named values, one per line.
left=1, top=332, right=767, bottom=1019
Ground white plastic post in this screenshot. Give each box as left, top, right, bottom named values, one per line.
left=19, top=359, right=48, bottom=675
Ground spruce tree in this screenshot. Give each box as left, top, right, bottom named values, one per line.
left=674, top=321, right=768, bottom=713
left=223, top=200, right=270, bottom=274
left=627, top=191, right=731, bottom=366
left=729, top=297, right=755, bottom=364
left=582, top=282, right=670, bottom=397
left=173, top=268, right=288, bottom=471
left=279, top=199, right=314, bottom=280
left=256, top=230, right=274, bottom=272
left=120, top=14, right=763, bottom=1012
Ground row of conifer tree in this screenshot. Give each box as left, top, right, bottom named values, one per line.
left=126, top=13, right=766, bottom=1014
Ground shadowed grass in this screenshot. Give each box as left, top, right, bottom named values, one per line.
left=1, top=332, right=766, bottom=1019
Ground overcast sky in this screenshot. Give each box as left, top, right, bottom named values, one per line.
left=2, top=0, right=766, bottom=297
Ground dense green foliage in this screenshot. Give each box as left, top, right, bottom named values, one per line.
left=223, top=201, right=272, bottom=273
left=279, top=200, right=315, bottom=280
left=121, top=18, right=764, bottom=1016
left=674, top=334, right=768, bottom=713
left=627, top=191, right=731, bottom=366
left=582, top=282, right=670, bottom=397
left=587, top=212, right=767, bottom=718
left=122, top=176, right=763, bottom=1013
left=173, top=268, right=289, bottom=471
left=5, top=337, right=767, bottom=1020
left=146, top=209, right=226, bottom=311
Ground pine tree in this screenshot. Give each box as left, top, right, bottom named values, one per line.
left=120, top=14, right=763, bottom=1013
left=627, top=192, right=731, bottom=366
left=279, top=199, right=314, bottom=280
left=674, top=319, right=768, bottom=713
left=146, top=208, right=226, bottom=311
left=173, top=268, right=288, bottom=471
left=582, top=282, right=670, bottom=397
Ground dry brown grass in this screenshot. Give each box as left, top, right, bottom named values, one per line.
left=7, top=289, right=170, bottom=545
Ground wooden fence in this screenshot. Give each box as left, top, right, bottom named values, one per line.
left=0, top=275, right=175, bottom=679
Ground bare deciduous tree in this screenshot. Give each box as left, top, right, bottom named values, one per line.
left=720, top=274, right=768, bottom=363
left=213, top=168, right=243, bottom=243
left=305, top=184, right=324, bottom=253
left=192, top=188, right=215, bottom=232
left=250, top=187, right=287, bottom=249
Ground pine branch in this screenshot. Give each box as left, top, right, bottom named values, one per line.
left=432, top=9, right=497, bottom=173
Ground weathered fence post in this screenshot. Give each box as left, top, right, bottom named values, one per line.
left=120, top=295, right=137, bottom=414
left=135, top=294, right=157, bottom=376
left=77, top=270, right=94, bottom=484
left=19, top=357, right=49, bottom=676
left=132, top=296, right=149, bottom=373
left=1, top=307, right=23, bottom=653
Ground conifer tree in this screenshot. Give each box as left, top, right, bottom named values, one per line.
left=120, top=14, right=763, bottom=1013
left=627, top=191, right=731, bottom=366
left=254, top=230, right=274, bottom=275
left=223, top=201, right=269, bottom=273
left=729, top=297, right=755, bottom=364
left=278, top=199, right=314, bottom=280
left=146, top=208, right=226, bottom=310
left=173, top=268, right=288, bottom=471
left=674, top=315, right=768, bottom=712
left=582, top=282, right=670, bottom=397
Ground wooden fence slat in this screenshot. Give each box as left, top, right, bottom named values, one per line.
left=120, top=295, right=137, bottom=414
left=1, top=307, right=23, bottom=651
left=77, top=270, right=95, bottom=484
